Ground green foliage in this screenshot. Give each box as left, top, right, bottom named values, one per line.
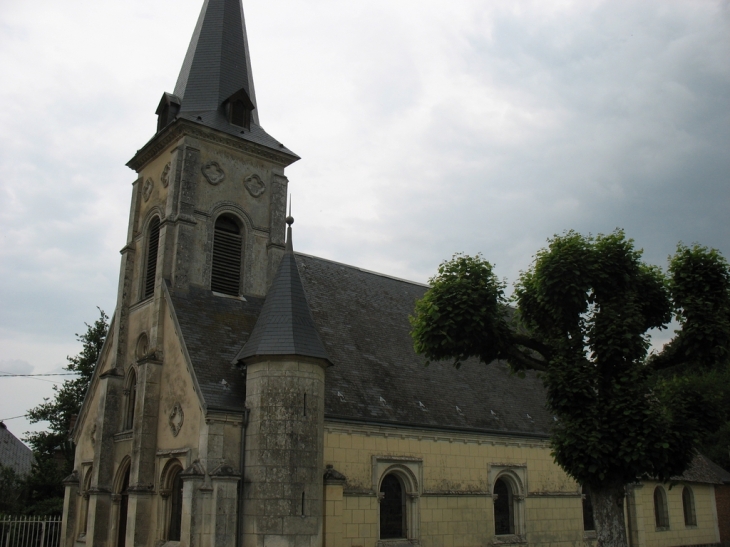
left=411, top=254, right=510, bottom=368
left=0, top=464, right=25, bottom=514
left=654, top=367, right=730, bottom=470
left=21, top=308, right=108, bottom=515
left=653, top=244, right=730, bottom=372
left=411, top=230, right=730, bottom=495
left=26, top=308, right=108, bottom=443
left=514, top=231, right=690, bottom=487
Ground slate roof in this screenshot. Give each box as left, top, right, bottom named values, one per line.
left=175, top=0, right=258, bottom=122
left=159, top=0, right=298, bottom=159
left=235, top=229, right=331, bottom=363
left=672, top=453, right=730, bottom=485
left=296, top=254, right=553, bottom=437
left=166, top=282, right=263, bottom=412
left=168, top=254, right=553, bottom=436
left=0, top=422, right=33, bottom=476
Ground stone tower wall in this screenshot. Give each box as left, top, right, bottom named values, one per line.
left=243, top=357, right=327, bottom=547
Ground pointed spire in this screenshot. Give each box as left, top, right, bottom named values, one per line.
left=174, top=0, right=259, bottom=123
left=285, top=197, right=294, bottom=252
left=234, top=218, right=331, bottom=365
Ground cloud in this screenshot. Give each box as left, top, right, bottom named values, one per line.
left=0, top=360, right=34, bottom=376
left=0, top=0, right=728, bottom=425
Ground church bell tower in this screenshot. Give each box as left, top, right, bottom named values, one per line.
left=63, top=1, right=310, bottom=547
left=125, top=0, right=299, bottom=320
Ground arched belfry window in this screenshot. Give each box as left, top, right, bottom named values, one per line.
left=380, top=474, right=406, bottom=539
left=654, top=486, right=669, bottom=528
left=211, top=214, right=243, bottom=296
left=682, top=486, right=696, bottom=526
left=124, top=369, right=137, bottom=431
left=494, top=478, right=515, bottom=535
left=144, top=216, right=161, bottom=299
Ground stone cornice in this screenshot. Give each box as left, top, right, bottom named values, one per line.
left=126, top=119, right=298, bottom=172
left=324, top=421, right=550, bottom=449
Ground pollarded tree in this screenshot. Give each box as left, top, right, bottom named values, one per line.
left=410, top=231, right=730, bottom=546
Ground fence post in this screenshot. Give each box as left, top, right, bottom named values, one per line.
left=3, top=515, right=10, bottom=547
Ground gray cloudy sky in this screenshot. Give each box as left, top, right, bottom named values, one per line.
left=1, top=0, right=728, bottom=439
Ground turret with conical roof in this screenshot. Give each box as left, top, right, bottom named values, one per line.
left=234, top=217, right=331, bottom=364
left=238, top=218, right=329, bottom=547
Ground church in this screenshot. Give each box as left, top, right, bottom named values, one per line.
left=60, top=1, right=729, bottom=546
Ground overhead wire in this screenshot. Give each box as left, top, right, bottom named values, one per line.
left=0, top=370, right=73, bottom=385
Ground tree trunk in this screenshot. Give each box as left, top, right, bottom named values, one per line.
left=590, top=481, right=629, bottom=547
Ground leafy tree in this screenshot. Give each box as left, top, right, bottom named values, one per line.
left=0, top=463, right=25, bottom=514
left=23, top=309, right=108, bottom=514
left=411, top=231, right=730, bottom=546
left=648, top=245, right=730, bottom=470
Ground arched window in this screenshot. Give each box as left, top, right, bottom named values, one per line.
left=380, top=474, right=406, bottom=539
left=79, top=467, right=93, bottom=538
left=582, top=485, right=595, bottom=531
left=682, top=486, right=696, bottom=526
left=494, top=478, right=514, bottom=535
left=117, top=464, right=131, bottom=547
left=124, top=370, right=137, bottom=431
left=144, top=216, right=161, bottom=299
left=167, top=467, right=184, bottom=541
left=654, top=486, right=669, bottom=528
left=211, top=214, right=243, bottom=296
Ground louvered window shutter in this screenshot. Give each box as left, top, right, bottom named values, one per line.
left=212, top=216, right=243, bottom=295
left=144, top=217, right=161, bottom=299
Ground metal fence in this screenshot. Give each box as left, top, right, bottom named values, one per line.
left=0, top=516, right=61, bottom=547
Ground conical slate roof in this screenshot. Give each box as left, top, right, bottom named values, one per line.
left=175, top=0, right=259, bottom=123
left=234, top=225, right=331, bottom=364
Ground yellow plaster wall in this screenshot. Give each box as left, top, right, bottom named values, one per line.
left=635, top=482, right=719, bottom=547
left=323, top=422, right=588, bottom=547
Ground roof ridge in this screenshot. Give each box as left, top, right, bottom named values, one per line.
left=294, top=251, right=430, bottom=289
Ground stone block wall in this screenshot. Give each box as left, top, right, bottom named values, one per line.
left=243, top=357, right=326, bottom=547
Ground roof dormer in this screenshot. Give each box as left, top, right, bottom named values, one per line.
left=155, top=92, right=181, bottom=132
left=224, top=88, right=255, bottom=130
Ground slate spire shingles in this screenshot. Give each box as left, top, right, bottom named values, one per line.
left=157, top=0, right=298, bottom=157
left=234, top=220, right=331, bottom=364
left=174, top=0, right=258, bottom=123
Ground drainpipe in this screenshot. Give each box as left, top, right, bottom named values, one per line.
left=236, top=406, right=250, bottom=547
